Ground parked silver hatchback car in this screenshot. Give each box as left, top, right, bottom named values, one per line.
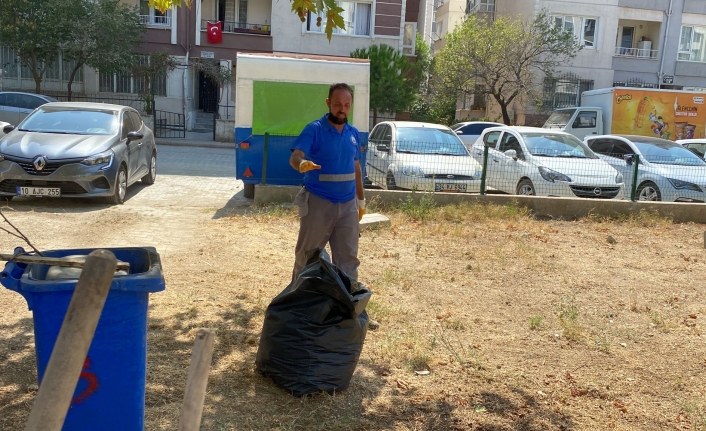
left=0, top=91, right=59, bottom=124
left=0, top=102, right=157, bottom=204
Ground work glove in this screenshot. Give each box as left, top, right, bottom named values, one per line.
left=358, top=198, right=366, bottom=222
left=299, top=160, right=321, bottom=173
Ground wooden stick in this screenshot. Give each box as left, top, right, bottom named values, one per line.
left=177, top=328, right=216, bottom=431
left=0, top=253, right=130, bottom=271
left=24, top=249, right=117, bottom=431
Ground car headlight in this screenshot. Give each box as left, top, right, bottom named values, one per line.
left=401, top=165, right=425, bottom=177
left=667, top=177, right=702, bottom=192
left=81, top=150, right=114, bottom=170
left=615, top=172, right=624, bottom=184
left=538, top=166, right=572, bottom=183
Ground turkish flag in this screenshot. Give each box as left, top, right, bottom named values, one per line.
left=207, top=21, right=222, bottom=44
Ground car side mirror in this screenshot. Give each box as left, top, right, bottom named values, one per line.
left=3, top=125, right=15, bottom=134
left=376, top=144, right=390, bottom=153
left=623, top=154, right=635, bottom=165
left=455, top=130, right=462, bottom=135
left=127, top=131, right=144, bottom=141
left=504, top=149, right=518, bottom=160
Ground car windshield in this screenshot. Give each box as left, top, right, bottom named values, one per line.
left=19, top=107, right=119, bottom=135
left=634, top=141, right=706, bottom=166
left=395, top=127, right=469, bottom=156
left=542, top=109, right=576, bottom=127
left=521, top=132, right=597, bottom=158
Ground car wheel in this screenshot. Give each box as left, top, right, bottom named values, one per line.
left=516, top=179, right=536, bottom=196
left=386, top=172, right=398, bottom=190
left=107, top=165, right=128, bottom=205
left=637, top=181, right=661, bottom=201
left=141, top=151, right=156, bottom=185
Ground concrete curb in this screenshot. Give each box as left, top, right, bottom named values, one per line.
left=155, top=138, right=234, bottom=150
left=254, top=184, right=706, bottom=224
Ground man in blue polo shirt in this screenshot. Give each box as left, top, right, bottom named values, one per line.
left=289, top=83, right=366, bottom=281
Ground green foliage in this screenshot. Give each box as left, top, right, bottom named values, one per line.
left=63, top=0, right=146, bottom=98
left=433, top=10, right=581, bottom=124
left=351, top=44, right=415, bottom=120
left=412, top=32, right=432, bottom=95
left=401, top=193, right=437, bottom=223
left=529, top=315, right=543, bottom=330
left=133, top=52, right=178, bottom=114
left=0, top=0, right=77, bottom=92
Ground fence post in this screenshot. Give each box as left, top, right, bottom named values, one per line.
left=262, top=132, right=269, bottom=185
left=213, top=110, right=217, bottom=142
left=630, top=154, right=640, bottom=201
left=480, top=145, right=489, bottom=195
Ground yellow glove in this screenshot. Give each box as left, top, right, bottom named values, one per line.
left=358, top=199, right=366, bottom=222
left=299, top=160, right=321, bottom=173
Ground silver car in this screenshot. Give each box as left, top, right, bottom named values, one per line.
left=0, top=92, right=59, bottom=124
left=0, top=102, right=157, bottom=204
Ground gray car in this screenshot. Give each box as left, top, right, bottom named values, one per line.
left=0, top=92, right=59, bottom=124
left=0, top=102, right=157, bottom=204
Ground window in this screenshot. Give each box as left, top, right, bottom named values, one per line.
left=572, top=111, right=597, bottom=128
left=140, top=0, right=171, bottom=26
left=484, top=131, right=501, bottom=147
left=100, top=56, right=167, bottom=96
left=239, top=0, right=248, bottom=24
left=403, top=23, right=416, bottom=55
left=554, top=15, right=598, bottom=49
left=121, top=113, right=136, bottom=139
left=498, top=133, right=525, bottom=160
left=679, top=25, right=706, bottom=62
left=128, top=111, right=143, bottom=129
left=0, top=46, right=83, bottom=83
left=306, top=1, right=371, bottom=36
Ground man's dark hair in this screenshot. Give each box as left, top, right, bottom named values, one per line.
left=329, top=83, right=354, bottom=100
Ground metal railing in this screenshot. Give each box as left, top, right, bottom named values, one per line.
left=139, top=15, right=172, bottom=27
left=154, top=110, right=185, bottom=138
left=45, top=92, right=147, bottom=113
left=614, top=47, right=658, bottom=59
left=200, top=20, right=271, bottom=35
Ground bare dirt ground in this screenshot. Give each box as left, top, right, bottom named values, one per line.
left=1, top=194, right=705, bottom=431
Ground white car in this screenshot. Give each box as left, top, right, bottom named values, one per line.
left=586, top=135, right=706, bottom=202
left=451, top=121, right=504, bottom=149
left=366, top=121, right=483, bottom=193
left=676, top=139, right=706, bottom=160
left=470, top=126, right=624, bottom=198
left=0, top=121, right=9, bottom=139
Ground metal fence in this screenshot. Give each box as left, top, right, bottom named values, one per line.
left=542, top=72, right=594, bottom=109
left=154, top=110, right=186, bottom=138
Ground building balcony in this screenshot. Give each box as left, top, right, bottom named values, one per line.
left=139, top=14, right=172, bottom=27
left=613, top=46, right=658, bottom=59
left=200, top=19, right=270, bottom=36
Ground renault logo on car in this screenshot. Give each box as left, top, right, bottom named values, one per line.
left=594, top=187, right=602, bottom=196
left=33, top=156, right=47, bottom=171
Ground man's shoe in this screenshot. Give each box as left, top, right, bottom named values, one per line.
left=368, top=319, right=380, bottom=331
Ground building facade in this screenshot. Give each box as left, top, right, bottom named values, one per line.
left=0, top=0, right=416, bottom=133
left=433, top=0, right=706, bottom=122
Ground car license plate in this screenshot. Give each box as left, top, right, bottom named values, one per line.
left=435, top=183, right=467, bottom=193
left=16, top=186, right=61, bottom=197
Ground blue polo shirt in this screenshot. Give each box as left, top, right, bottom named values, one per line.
left=292, top=113, right=361, bottom=203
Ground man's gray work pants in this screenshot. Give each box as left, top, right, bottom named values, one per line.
left=292, top=188, right=360, bottom=281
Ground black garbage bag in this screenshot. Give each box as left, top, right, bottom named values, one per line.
left=255, top=248, right=371, bottom=396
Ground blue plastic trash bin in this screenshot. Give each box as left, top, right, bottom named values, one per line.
left=1, top=246, right=165, bottom=431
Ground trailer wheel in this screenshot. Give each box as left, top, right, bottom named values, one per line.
left=244, top=183, right=255, bottom=199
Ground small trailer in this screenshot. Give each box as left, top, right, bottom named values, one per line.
left=234, top=52, right=370, bottom=198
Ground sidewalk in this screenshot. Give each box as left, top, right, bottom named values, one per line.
left=155, top=137, right=233, bottom=150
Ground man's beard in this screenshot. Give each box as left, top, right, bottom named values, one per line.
left=328, top=111, right=348, bottom=125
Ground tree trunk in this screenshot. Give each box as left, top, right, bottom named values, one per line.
left=373, top=108, right=378, bottom=126
left=496, top=100, right=511, bottom=125
left=67, top=59, right=83, bottom=102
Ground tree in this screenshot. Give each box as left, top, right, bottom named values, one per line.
left=351, top=44, right=415, bottom=124
left=433, top=11, right=581, bottom=124
left=132, top=52, right=178, bottom=115
left=0, top=0, right=77, bottom=93
left=63, top=0, right=145, bottom=100
left=411, top=32, right=432, bottom=96
left=149, top=0, right=345, bottom=41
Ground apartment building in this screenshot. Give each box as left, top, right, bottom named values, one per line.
left=433, top=0, right=706, bottom=122
left=0, top=0, right=417, bottom=133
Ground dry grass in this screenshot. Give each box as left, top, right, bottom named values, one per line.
left=1, top=200, right=706, bottom=430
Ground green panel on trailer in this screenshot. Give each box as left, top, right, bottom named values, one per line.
left=252, top=81, right=331, bottom=135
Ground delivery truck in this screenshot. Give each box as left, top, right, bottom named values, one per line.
left=542, top=87, right=706, bottom=141
left=234, top=53, right=370, bottom=199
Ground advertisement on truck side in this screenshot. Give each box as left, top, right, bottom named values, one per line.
left=610, top=89, right=706, bottom=141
